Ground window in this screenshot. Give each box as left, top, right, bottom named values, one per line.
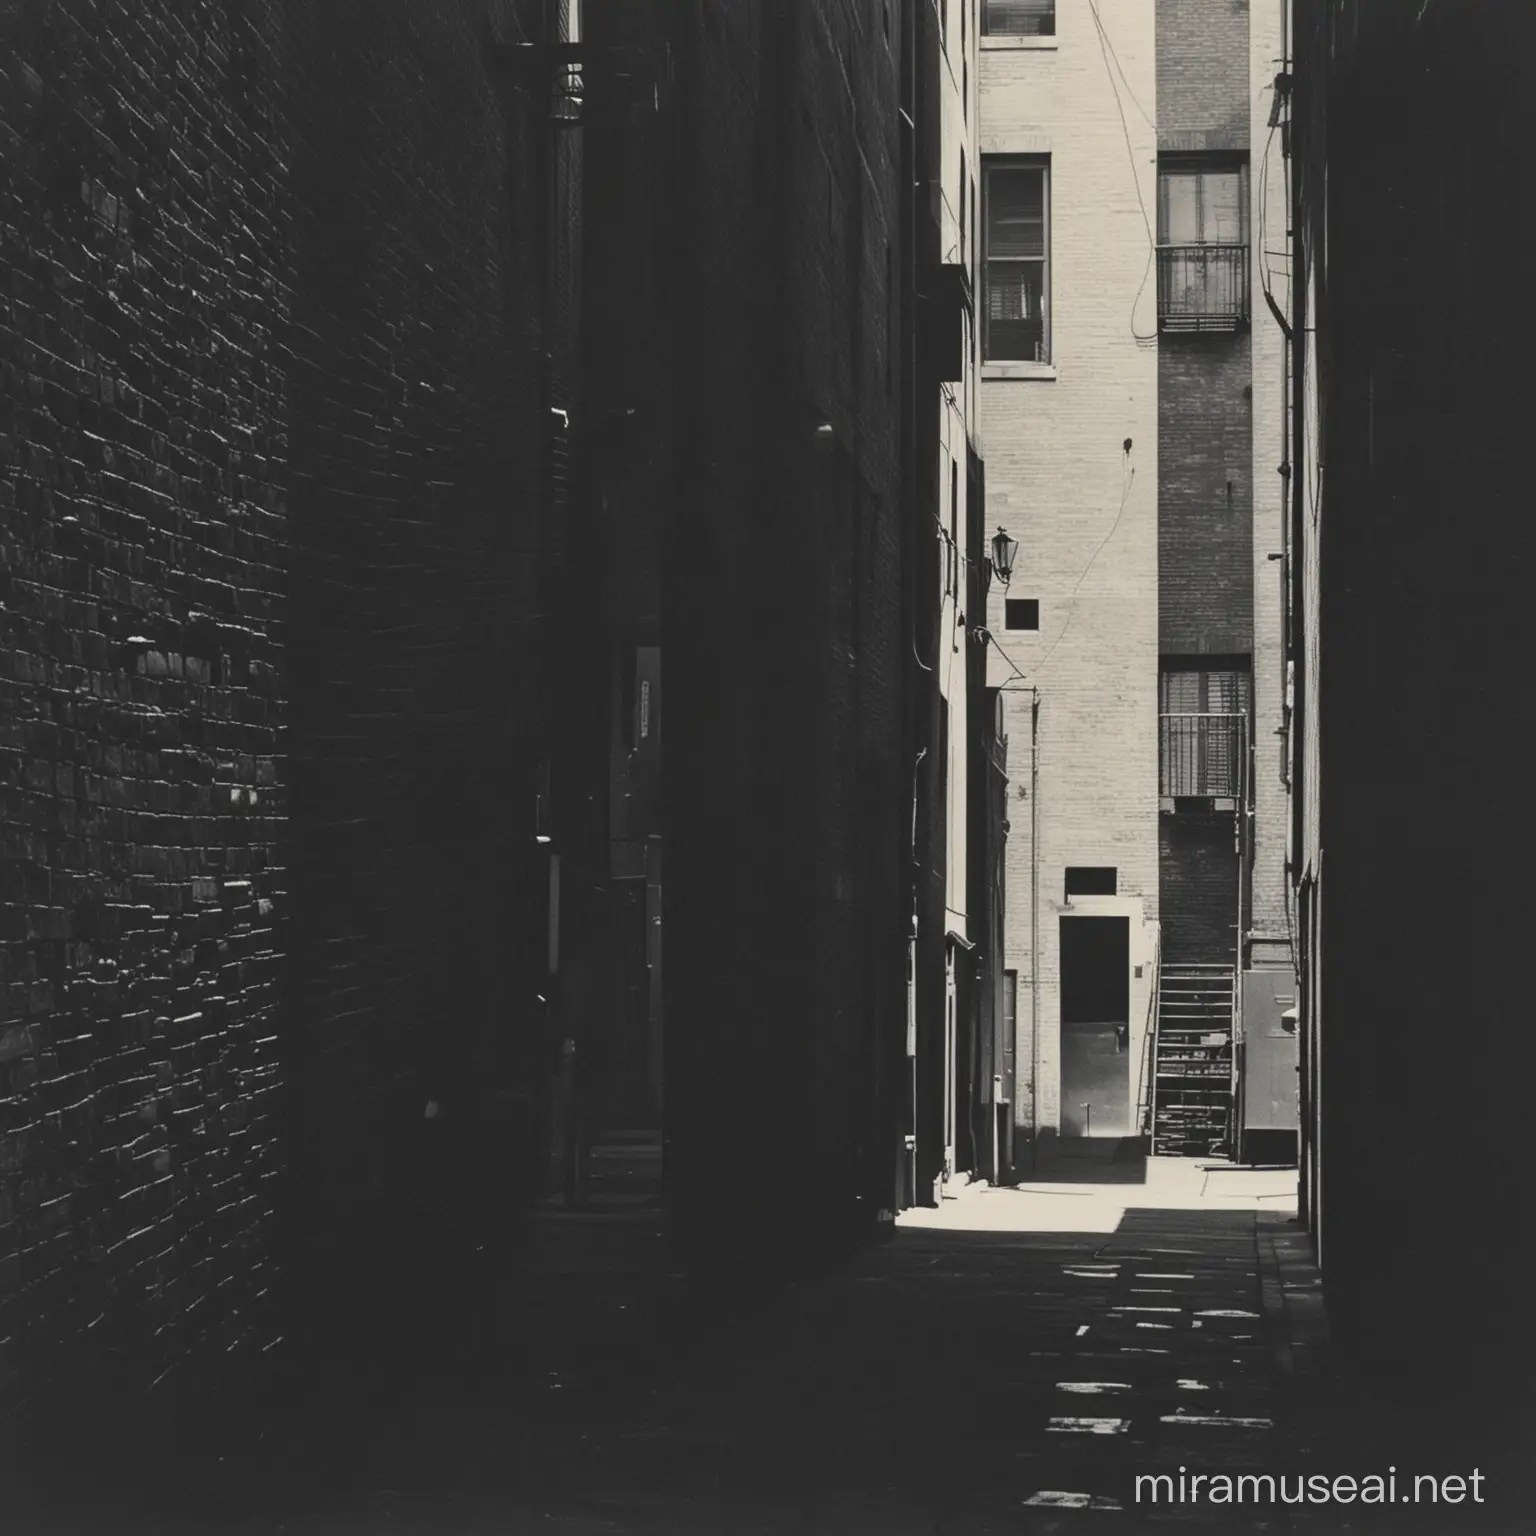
left=1005, top=598, right=1039, bottom=631
left=1159, top=662, right=1252, bottom=803
left=1157, top=158, right=1250, bottom=332
left=984, top=161, right=1049, bottom=362
left=983, top=0, right=1055, bottom=36
left=1065, top=867, right=1117, bottom=898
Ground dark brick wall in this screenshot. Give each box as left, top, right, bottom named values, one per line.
left=1158, top=814, right=1238, bottom=965
left=1, top=0, right=292, bottom=1416
left=1, top=0, right=548, bottom=1423
left=661, top=0, right=908, bottom=1250
left=1156, top=0, right=1251, bottom=151
left=1158, top=335, right=1254, bottom=654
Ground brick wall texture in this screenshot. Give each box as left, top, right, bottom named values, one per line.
left=1156, top=0, right=1253, bottom=151
left=1246, top=0, right=1289, bottom=960
left=1158, top=814, right=1239, bottom=963
left=983, top=0, right=1287, bottom=1129
left=1, top=0, right=545, bottom=1419
left=1158, top=337, right=1255, bottom=656
left=980, top=0, right=1161, bottom=1136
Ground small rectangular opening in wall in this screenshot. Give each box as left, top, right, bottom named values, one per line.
left=1065, top=866, right=1117, bottom=899
left=1005, top=598, right=1039, bottom=630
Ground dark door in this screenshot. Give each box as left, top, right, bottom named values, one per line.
left=1059, top=916, right=1131, bottom=1137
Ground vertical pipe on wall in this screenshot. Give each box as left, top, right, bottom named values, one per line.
left=1028, top=687, right=1040, bottom=1169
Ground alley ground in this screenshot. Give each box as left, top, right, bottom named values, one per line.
left=13, top=1157, right=1524, bottom=1535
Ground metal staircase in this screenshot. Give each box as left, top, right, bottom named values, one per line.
left=1150, top=964, right=1235, bottom=1157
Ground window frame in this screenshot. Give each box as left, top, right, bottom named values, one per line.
left=1156, top=155, right=1250, bottom=249
left=982, top=157, right=1051, bottom=365
left=981, top=0, right=1056, bottom=38
left=1155, top=155, right=1251, bottom=334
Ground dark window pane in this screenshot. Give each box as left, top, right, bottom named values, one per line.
left=987, top=169, right=1044, bottom=259
left=1065, top=867, right=1118, bottom=898
left=1005, top=598, right=1039, bottom=631
left=985, top=261, right=1044, bottom=360
left=984, top=0, right=1056, bottom=37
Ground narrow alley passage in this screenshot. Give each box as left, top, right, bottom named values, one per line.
left=2, top=3, right=1529, bottom=1530
left=22, top=1162, right=1456, bottom=1536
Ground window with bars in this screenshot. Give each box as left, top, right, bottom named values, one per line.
left=983, top=160, right=1049, bottom=363
left=1157, top=159, right=1250, bottom=331
left=983, top=0, right=1055, bottom=36
left=1159, top=664, right=1251, bottom=802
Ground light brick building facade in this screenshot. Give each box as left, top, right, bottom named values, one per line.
left=980, top=0, right=1291, bottom=1159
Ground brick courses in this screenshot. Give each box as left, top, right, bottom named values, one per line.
left=1156, top=0, right=1253, bottom=152
left=1247, top=0, right=1288, bottom=961
left=1, top=0, right=546, bottom=1425
left=1157, top=336, right=1255, bottom=657
left=981, top=0, right=1162, bottom=1137
left=1, top=0, right=293, bottom=1416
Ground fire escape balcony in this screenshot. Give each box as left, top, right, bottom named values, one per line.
left=1156, top=244, right=1250, bottom=333
left=1159, top=712, right=1247, bottom=810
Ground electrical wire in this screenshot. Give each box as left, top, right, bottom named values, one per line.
left=1087, top=0, right=1156, bottom=133
left=1031, top=461, right=1138, bottom=678
left=1257, top=120, right=1284, bottom=309
left=1087, top=1, right=1158, bottom=343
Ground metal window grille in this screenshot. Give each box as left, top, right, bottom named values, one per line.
left=1157, top=246, right=1249, bottom=330
left=1156, top=165, right=1250, bottom=331
left=1159, top=669, right=1250, bottom=799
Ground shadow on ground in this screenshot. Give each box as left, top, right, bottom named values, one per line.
left=7, top=1199, right=1527, bottom=1534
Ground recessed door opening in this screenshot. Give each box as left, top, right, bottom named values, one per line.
left=1059, top=915, right=1130, bottom=1138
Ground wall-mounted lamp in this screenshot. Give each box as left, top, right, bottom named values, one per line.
left=990, top=527, right=1019, bottom=585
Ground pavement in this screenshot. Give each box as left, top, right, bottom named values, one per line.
left=10, top=1159, right=1525, bottom=1534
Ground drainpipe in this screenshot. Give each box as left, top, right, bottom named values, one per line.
left=1029, top=687, right=1040, bottom=1172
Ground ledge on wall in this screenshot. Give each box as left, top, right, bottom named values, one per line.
left=982, top=361, right=1057, bottom=381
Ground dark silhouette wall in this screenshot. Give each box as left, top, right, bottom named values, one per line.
left=1291, top=0, right=1532, bottom=1480
left=660, top=0, right=909, bottom=1256
left=0, top=0, right=551, bottom=1429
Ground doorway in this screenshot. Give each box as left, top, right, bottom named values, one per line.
left=1060, top=916, right=1130, bottom=1137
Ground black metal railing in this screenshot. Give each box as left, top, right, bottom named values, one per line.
left=1156, top=244, right=1249, bottom=332
left=1159, top=713, right=1246, bottom=799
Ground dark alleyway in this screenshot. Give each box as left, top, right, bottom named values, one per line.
left=12, top=1166, right=1524, bottom=1534
left=2, top=2, right=1531, bottom=1529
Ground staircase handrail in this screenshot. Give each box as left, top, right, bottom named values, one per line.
left=1136, top=933, right=1162, bottom=1136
